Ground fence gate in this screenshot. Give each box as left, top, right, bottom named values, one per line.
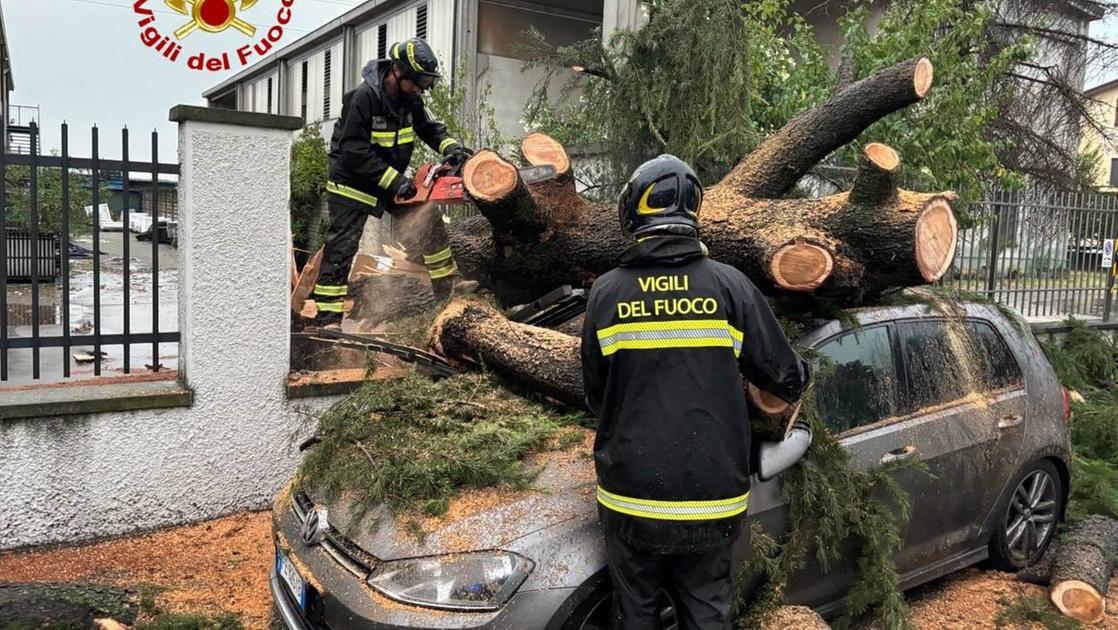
left=0, top=122, right=181, bottom=381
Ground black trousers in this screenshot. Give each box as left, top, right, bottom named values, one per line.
left=314, top=194, right=454, bottom=313
left=605, top=530, right=736, bottom=630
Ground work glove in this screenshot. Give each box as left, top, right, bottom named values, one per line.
left=395, top=178, right=418, bottom=200
left=444, top=145, right=473, bottom=167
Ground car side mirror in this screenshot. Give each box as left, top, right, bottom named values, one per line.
left=755, top=422, right=813, bottom=482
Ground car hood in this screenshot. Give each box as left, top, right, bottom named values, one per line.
left=306, top=437, right=597, bottom=561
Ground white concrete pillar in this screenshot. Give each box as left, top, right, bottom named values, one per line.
left=170, top=106, right=302, bottom=403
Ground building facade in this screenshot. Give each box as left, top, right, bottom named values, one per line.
left=203, top=0, right=644, bottom=142
left=1082, top=78, right=1118, bottom=190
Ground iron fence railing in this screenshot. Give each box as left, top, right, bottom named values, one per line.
left=941, top=186, right=1118, bottom=320
left=0, top=122, right=181, bottom=381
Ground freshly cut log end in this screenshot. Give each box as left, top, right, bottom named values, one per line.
left=1051, top=580, right=1105, bottom=624
left=914, top=197, right=958, bottom=282
left=748, top=383, right=791, bottom=416
left=865, top=142, right=900, bottom=171
left=913, top=57, right=934, bottom=98
left=851, top=143, right=901, bottom=204
left=771, top=241, right=835, bottom=291
left=462, top=150, right=519, bottom=202
left=521, top=132, right=571, bottom=176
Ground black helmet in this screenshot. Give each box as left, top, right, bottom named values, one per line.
left=390, top=37, right=441, bottom=90
left=617, top=155, right=703, bottom=238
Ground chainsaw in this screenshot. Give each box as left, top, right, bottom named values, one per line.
left=395, top=155, right=558, bottom=207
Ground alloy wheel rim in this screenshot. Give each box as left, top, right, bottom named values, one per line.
left=1005, top=469, right=1058, bottom=563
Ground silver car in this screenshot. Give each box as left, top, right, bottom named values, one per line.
left=271, top=302, right=1071, bottom=629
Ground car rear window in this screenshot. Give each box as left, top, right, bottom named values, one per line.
left=813, top=325, right=898, bottom=434
left=897, top=319, right=1023, bottom=414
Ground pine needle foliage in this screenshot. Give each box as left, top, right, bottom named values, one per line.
left=737, top=381, right=914, bottom=630
left=297, top=371, right=583, bottom=520
left=1041, top=320, right=1118, bottom=521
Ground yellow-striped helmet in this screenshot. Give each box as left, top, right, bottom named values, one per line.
left=617, top=155, right=703, bottom=237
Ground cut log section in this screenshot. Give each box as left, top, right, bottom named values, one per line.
left=449, top=166, right=958, bottom=302
left=850, top=142, right=900, bottom=204
left=521, top=131, right=571, bottom=178
left=462, top=150, right=547, bottom=242
left=429, top=299, right=584, bottom=407
left=1049, top=515, right=1118, bottom=624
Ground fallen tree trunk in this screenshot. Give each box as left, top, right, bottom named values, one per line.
left=430, top=298, right=800, bottom=434
left=1049, top=515, right=1118, bottom=624
left=0, top=583, right=139, bottom=628
left=451, top=141, right=957, bottom=302
left=429, top=299, right=584, bottom=407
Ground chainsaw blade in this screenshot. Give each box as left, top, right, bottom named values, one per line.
left=519, top=165, right=557, bottom=184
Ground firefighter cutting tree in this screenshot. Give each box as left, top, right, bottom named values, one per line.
left=580, top=155, right=812, bottom=629
left=313, top=36, right=473, bottom=328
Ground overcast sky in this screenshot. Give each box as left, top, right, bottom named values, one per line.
left=5, top=0, right=1118, bottom=162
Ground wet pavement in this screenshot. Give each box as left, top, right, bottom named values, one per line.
left=1, top=231, right=179, bottom=387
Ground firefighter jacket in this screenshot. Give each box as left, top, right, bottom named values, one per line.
left=581, top=235, right=809, bottom=553
left=327, top=59, right=461, bottom=217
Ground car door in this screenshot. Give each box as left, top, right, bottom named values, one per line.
left=890, top=318, right=1027, bottom=571
left=889, top=315, right=1028, bottom=571
left=776, top=322, right=939, bottom=608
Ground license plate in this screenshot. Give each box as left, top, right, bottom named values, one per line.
left=276, top=547, right=307, bottom=610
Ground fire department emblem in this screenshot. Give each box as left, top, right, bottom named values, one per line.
left=165, top=0, right=258, bottom=39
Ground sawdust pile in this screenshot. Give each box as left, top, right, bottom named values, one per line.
left=0, top=512, right=274, bottom=629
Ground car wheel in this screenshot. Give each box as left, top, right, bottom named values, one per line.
left=562, top=588, right=678, bottom=630
left=988, top=459, right=1064, bottom=571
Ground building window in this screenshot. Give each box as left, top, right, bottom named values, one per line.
left=267, top=78, right=273, bottom=114
left=300, top=60, right=309, bottom=121
left=250, top=83, right=257, bottom=113
left=324, top=49, right=332, bottom=120
left=378, top=23, right=387, bottom=58
left=1110, top=158, right=1118, bottom=188
left=417, top=3, right=428, bottom=40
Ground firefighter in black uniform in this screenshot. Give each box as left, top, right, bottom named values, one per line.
left=314, top=37, right=471, bottom=326
left=581, top=155, right=811, bottom=629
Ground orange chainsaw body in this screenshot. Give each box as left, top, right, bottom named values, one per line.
left=395, top=163, right=468, bottom=207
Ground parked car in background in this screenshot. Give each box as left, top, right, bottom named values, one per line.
left=271, top=301, right=1071, bottom=629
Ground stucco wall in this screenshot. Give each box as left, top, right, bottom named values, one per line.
left=0, top=110, right=338, bottom=551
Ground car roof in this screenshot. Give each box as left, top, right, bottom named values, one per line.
left=800, top=300, right=1022, bottom=348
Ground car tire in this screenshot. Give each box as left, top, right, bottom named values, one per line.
left=988, top=459, right=1065, bottom=571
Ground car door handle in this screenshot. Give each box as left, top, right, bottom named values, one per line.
left=881, top=445, right=917, bottom=465
left=998, top=414, right=1024, bottom=429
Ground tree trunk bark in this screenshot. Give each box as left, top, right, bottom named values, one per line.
left=1049, top=515, right=1118, bottom=624
left=429, top=299, right=584, bottom=407
left=719, top=56, right=933, bottom=199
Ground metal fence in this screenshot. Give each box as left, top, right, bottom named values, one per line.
left=941, top=186, right=1118, bottom=321
left=0, top=122, right=180, bottom=381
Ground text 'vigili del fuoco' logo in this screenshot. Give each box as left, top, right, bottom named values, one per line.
left=133, top=0, right=297, bottom=72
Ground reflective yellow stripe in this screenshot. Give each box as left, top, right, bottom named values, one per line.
left=378, top=167, right=400, bottom=190
left=428, top=262, right=458, bottom=279
left=371, top=128, right=415, bottom=147
left=439, top=138, right=460, bottom=153
left=406, top=41, right=424, bottom=72
left=316, top=301, right=346, bottom=313
left=597, top=319, right=743, bottom=357
left=326, top=181, right=378, bottom=207
left=313, top=284, right=348, bottom=297
left=596, top=486, right=750, bottom=521
left=423, top=247, right=454, bottom=265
